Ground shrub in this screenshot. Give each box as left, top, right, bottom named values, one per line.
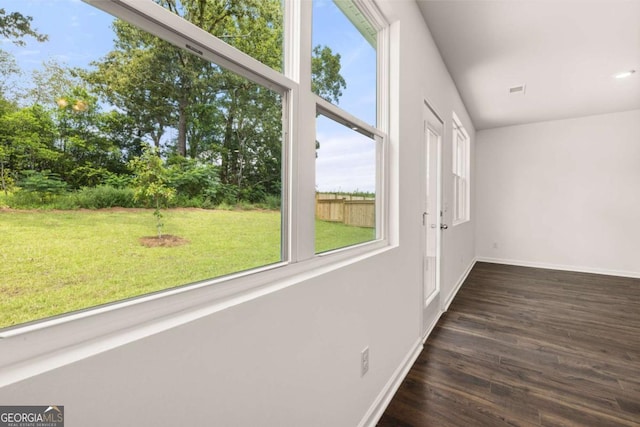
left=104, top=173, right=132, bottom=189
left=258, top=194, right=281, bottom=210
left=18, top=170, right=67, bottom=203
left=167, top=158, right=220, bottom=202
left=6, top=190, right=45, bottom=209
left=217, top=184, right=239, bottom=205
left=73, top=185, right=136, bottom=209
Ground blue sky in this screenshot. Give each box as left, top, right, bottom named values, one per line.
left=1, top=0, right=377, bottom=193
left=312, top=0, right=377, bottom=193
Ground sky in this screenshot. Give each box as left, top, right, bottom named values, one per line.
left=1, top=0, right=377, bottom=193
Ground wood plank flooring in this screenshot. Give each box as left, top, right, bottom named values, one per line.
left=377, top=262, right=640, bottom=427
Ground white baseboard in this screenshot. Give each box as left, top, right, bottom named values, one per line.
left=442, top=257, right=477, bottom=312
left=477, top=257, right=640, bottom=279
left=358, top=338, right=423, bottom=427
left=422, top=306, right=444, bottom=344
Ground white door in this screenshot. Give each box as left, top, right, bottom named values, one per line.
left=422, top=102, right=444, bottom=337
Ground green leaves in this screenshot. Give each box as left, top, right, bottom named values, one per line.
left=18, top=170, right=67, bottom=203
left=312, top=45, right=347, bottom=104
left=129, top=146, right=176, bottom=237
left=0, top=8, right=48, bottom=46
left=0, top=1, right=347, bottom=206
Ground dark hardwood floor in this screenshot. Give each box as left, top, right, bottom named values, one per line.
left=378, top=262, right=640, bottom=427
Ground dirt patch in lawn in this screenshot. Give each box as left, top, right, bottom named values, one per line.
left=139, top=235, right=189, bottom=247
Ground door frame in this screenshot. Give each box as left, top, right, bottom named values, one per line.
left=421, top=99, right=444, bottom=339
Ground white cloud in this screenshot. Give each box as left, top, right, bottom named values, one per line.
left=17, top=49, right=41, bottom=56
left=316, top=129, right=376, bottom=193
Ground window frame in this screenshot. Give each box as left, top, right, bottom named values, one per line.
left=0, top=0, right=391, bottom=374
left=311, top=0, right=389, bottom=254
left=452, top=112, right=470, bottom=225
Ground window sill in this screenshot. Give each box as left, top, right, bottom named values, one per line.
left=0, top=238, right=392, bottom=388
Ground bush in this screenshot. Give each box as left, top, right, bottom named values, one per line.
left=258, top=194, right=281, bottom=210
left=18, top=170, right=68, bottom=203
left=104, top=173, right=132, bottom=189
left=217, top=183, right=239, bottom=205
left=6, top=190, right=46, bottom=209
left=167, top=158, right=220, bottom=202
left=73, top=185, right=136, bottom=209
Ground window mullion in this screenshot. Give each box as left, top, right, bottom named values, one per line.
left=292, top=0, right=317, bottom=262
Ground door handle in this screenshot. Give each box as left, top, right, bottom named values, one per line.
left=440, top=223, right=449, bottom=230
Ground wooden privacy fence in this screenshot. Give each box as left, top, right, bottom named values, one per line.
left=315, top=193, right=375, bottom=228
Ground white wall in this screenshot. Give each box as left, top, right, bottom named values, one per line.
left=0, top=1, right=476, bottom=426
left=476, top=109, right=640, bottom=277
left=384, top=0, right=476, bottom=314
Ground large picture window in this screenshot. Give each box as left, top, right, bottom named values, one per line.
left=0, top=0, right=388, bottom=330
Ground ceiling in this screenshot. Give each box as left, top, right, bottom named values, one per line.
left=416, top=0, right=640, bottom=130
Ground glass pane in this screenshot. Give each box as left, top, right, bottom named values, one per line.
left=315, top=113, right=376, bottom=253
left=0, top=2, right=283, bottom=329
left=312, top=0, right=377, bottom=126
left=156, top=0, right=284, bottom=72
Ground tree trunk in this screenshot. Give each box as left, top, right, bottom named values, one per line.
left=0, top=161, right=6, bottom=195
left=221, top=100, right=237, bottom=185
left=177, top=96, right=188, bottom=157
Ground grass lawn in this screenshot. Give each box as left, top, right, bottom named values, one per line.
left=0, top=208, right=374, bottom=328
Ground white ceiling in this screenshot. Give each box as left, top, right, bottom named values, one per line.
left=416, top=0, right=640, bottom=130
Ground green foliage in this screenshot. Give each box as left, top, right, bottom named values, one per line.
left=0, top=2, right=347, bottom=208
left=129, top=145, right=175, bottom=237
left=216, top=183, right=239, bottom=205
left=0, top=104, right=60, bottom=173
left=72, top=185, right=136, bottom=209
left=312, top=46, right=347, bottom=104
left=0, top=8, right=48, bottom=46
left=258, top=194, right=281, bottom=210
left=18, top=170, right=67, bottom=202
left=104, top=173, right=132, bottom=189
left=0, top=50, right=20, bottom=99
left=167, top=156, right=220, bottom=201
left=6, top=189, right=43, bottom=208
left=86, top=0, right=344, bottom=202
left=0, top=7, right=47, bottom=100
left=25, top=59, right=83, bottom=107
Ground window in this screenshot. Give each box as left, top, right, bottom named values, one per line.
left=312, top=0, right=386, bottom=253
left=0, top=0, right=388, bottom=330
left=315, top=111, right=377, bottom=253
left=312, top=0, right=377, bottom=124
left=156, top=0, right=284, bottom=73
left=452, top=112, right=470, bottom=224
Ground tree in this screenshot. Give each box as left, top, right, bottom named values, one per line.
left=0, top=8, right=48, bottom=46
left=26, top=59, right=83, bottom=107
left=129, top=145, right=175, bottom=238
left=0, top=50, right=20, bottom=100
left=18, top=170, right=67, bottom=203
left=312, top=46, right=347, bottom=104
left=0, top=104, right=60, bottom=194
left=0, top=8, right=48, bottom=101
left=86, top=0, right=346, bottom=201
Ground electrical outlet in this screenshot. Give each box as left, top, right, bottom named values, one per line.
left=361, top=347, right=370, bottom=376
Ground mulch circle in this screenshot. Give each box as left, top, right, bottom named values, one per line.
left=139, top=234, right=189, bottom=247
